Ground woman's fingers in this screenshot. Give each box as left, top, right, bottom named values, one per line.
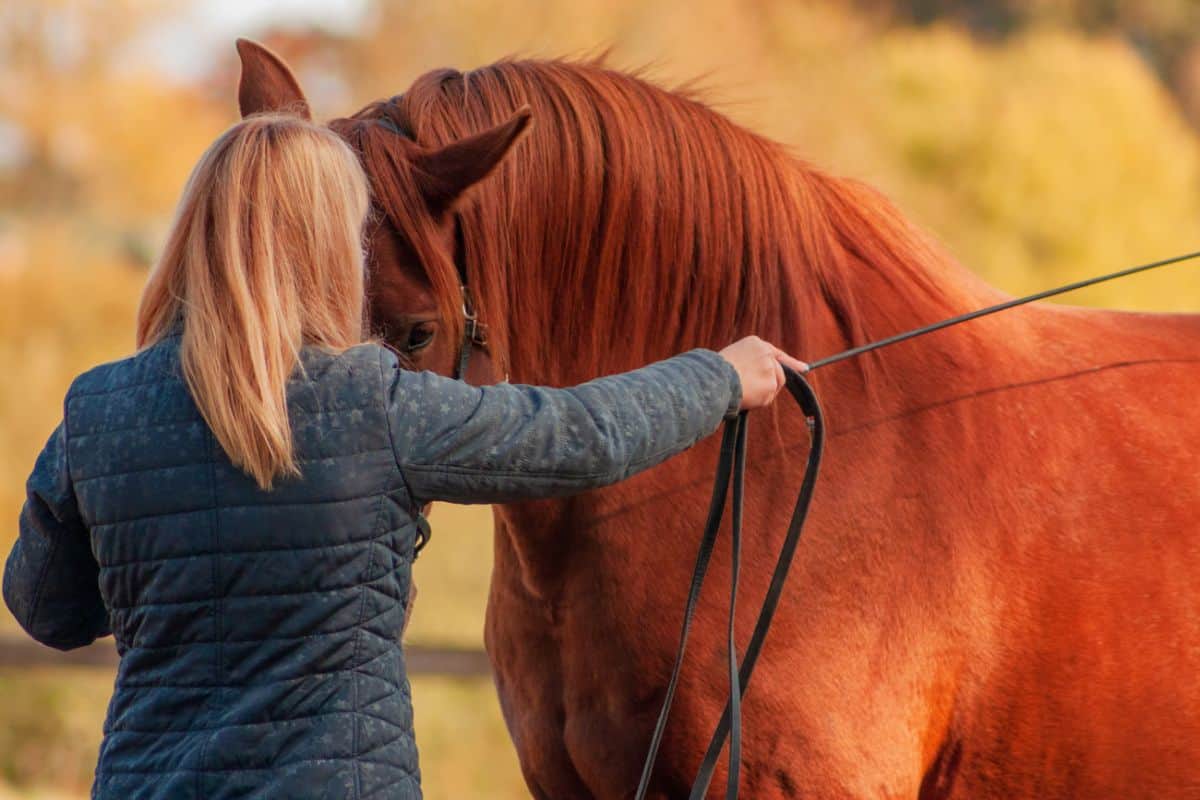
left=717, top=337, right=810, bottom=412
left=775, top=350, right=810, bottom=374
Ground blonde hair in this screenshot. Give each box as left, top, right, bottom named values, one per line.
left=137, top=113, right=371, bottom=489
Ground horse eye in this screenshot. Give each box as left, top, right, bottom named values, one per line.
left=406, top=322, right=436, bottom=353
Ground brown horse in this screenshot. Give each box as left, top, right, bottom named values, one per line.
left=237, top=39, right=1200, bottom=799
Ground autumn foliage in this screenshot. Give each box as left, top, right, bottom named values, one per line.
left=3, top=1, right=1200, bottom=798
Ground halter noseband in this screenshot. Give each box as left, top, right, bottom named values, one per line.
left=373, top=101, right=488, bottom=381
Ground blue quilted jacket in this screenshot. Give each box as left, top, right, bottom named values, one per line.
left=4, top=329, right=740, bottom=800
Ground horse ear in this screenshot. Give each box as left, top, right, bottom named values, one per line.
left=413, top=107, right=532, bottom=211
left=236, top=38, right=311, bottom=120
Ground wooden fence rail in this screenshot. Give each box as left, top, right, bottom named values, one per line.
left=0, top=634, right=492, bottom=677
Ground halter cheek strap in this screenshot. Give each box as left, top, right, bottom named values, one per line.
left=451, top=214, right=488, bottom=381
left=374, top=114, right=407, bottom=137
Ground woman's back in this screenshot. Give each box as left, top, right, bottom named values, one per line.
left=71, top=332, right=420, bottom=799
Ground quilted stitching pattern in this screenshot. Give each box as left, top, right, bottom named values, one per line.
left=71, top=336, right=416, bottom=800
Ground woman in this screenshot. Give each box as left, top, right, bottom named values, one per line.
left=4, top=113, right=805, bottom=799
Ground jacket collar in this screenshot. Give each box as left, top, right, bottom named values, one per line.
left=164, top=312, right=185, bottom=338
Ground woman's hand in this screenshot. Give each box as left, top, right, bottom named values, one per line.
left=718, top=336, right=809, bottom=412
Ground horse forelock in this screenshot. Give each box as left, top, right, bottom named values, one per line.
left=356, top=58, right=975, bottom=386
left=329, top=109, right=466, bottom=354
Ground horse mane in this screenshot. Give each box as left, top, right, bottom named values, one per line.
left=343, top=58, right=981, bottom=385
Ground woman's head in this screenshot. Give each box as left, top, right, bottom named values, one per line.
left=138, top=113, right=371, bottom=489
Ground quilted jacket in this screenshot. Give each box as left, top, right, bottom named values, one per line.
left=4, top=328, right=741, bottom=800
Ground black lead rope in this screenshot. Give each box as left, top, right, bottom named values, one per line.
left=723, top=418, right=747, bottom=800
left=634, top=418, right=743, bottom=799
left=635, top=371, right=824, bottom=800
left=636, top=248, right=1200, bottom=798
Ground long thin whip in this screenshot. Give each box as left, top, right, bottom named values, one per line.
left=807, top=249, right=1200, bottom=371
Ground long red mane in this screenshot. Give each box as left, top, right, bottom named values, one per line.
left=340, top=59, right=981, bottom=386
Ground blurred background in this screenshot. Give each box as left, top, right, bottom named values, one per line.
left=4, top=0, right=1200, bottom=797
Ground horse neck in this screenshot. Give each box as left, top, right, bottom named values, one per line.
left=488, top=162, right=1022, bottom=581
left=798, top=245, right=1014, bottom=426
left=490, top=155, right=1007, bottom=419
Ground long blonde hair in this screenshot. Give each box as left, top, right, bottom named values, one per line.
left=137, top=113, right=371, bottom=489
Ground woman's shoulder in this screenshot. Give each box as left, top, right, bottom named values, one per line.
left=64, top=340, right=401, bottom=419
left=67, top=335, right=182, bottom=401
left=295, top=341, right=396, bottom=380
left=287, top=341, right=400, bottom=412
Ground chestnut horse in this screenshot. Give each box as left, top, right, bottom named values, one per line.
left=237, top=40, right=1200, bottom=798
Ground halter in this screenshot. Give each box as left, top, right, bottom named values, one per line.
left=373, top=106, right=488, bottom=382
left=450, top=214, right=488, bottom=381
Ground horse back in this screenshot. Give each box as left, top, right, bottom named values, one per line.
left=942, top=303, right=1200, bottom=798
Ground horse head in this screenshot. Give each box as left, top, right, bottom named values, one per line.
left=235, top=38, right=529, bottom=384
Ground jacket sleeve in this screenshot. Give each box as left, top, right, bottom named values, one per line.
left=4, top=421, right=109, bottom=650
left=383, top=348, right=742, bottom=505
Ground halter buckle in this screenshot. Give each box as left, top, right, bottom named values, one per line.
left=461, top=285, right=488, bottom=346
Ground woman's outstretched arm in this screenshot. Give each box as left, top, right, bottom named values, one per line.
left=382, top=337, right=804, bottom=506
left=384, top=348, right=739, bottom=505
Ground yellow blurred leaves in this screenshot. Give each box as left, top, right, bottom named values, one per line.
left=69, top=79, right=228, bottom=225
left=870, top=25, right=1200, bottom=308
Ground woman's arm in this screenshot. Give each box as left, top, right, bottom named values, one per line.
left=382, top=348, right=742, bottom=506
left=4, top=422, right=109, bottom=650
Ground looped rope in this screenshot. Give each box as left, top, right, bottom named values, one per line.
left=635, top=368, right=825, bottom=799
left=413, top=511, right=432, bottom=557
